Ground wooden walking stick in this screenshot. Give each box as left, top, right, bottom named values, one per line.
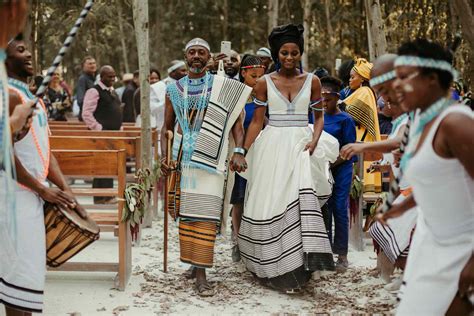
left=163, top=130, right=173, bottom=273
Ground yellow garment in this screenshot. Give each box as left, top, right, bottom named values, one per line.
left=353, top=58, right=373, bottom=81
left=344, top=86, right=381, bottom=192
left=344, top=86, right=381, bottom=142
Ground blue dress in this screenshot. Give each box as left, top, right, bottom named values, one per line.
left=230, top=101, right=255, bottom=204
left=323, top=111, right=356, bottom=255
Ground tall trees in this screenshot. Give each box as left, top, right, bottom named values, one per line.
left=268, top=0, right=279, bottom=35
left=365, top=0, right=388, bottom=59
left=29, top=0, right=472, bottom=88
left=302, top=0, right=312, bottom=69
left=133, top=0, right=151, bottom=170
left=453, top=0, right=474, bottom=91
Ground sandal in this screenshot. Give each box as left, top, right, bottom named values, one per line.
left=285, top=288, right=301, bottom=294
left=183, top=266, right=196, bottom=279
left=195, top=281, right=215, bottom=297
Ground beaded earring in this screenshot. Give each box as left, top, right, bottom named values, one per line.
left=299, top=61, right=303, bottom=74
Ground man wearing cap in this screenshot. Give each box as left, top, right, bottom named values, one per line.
left=160, top=38, right=251, bottom=297
left=256, top=47, right=273, bottom=72
left=148, top=60, right=188, bottom=130
left=115, top=72, right=133, bottom=101
left=121, top=70, right=139, bottom=123
left=162, top=60, right=187, bottom=86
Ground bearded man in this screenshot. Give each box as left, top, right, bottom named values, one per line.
left=160, top=38, right=251, bottom=296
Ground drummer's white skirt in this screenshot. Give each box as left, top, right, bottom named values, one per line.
left=0, top=189, right=45, bottom=313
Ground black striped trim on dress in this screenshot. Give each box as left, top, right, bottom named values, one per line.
left=0, top=299, right=42, bottom=314
left=241, top=189, right=319, bottom=224
left=0, top=278, right=43, bottom=295
left=369, top=222, right=401, bottom=263
left=239, top=187, right=333, bottom=275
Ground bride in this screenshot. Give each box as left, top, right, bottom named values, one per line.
left=230, top=24, right=339, bottom=292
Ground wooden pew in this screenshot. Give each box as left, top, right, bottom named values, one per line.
left=48, top=121, right=136, bottom=127
left=50, top=129, right=161, bottom=224
left=49, top=125, right=142, bottom=131
left=50, top=149, right=131, bottom=290
left=50, top=135, right=142, bottom=169
left=50, top=129, right=160, bottom=169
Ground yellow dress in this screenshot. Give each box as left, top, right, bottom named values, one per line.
left=344, top=86, right=382, bottom=192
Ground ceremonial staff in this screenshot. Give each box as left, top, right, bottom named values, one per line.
left=164, top=130, right=173, bottom=272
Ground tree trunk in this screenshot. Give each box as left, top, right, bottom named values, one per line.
left=365, top=6, right=374, bottom=60
left=221, top=0, right=229, bottom=40
left=324, top=0, right=334, bottom=74
left=133, top=0, right=151, bottom=168
left=268, top=0, right=279, bottom=35
left=302, top=0, right=312, bottom=70
left=452, top=0, right=474, bottom=91
left=117, top=0, right=130, bottom=74
left=31, top=0, right=40, bottom=74
left=364, top=0, right=387, bottom=60
left=133, top=0, right=152, bottom=228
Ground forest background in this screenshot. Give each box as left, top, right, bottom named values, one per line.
left=23, top=0, right=473, bottom=91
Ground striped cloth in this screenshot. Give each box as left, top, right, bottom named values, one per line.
left=179, top=221, right=217, bottom=268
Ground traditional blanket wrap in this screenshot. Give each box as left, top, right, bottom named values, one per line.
left=170, top=75, right=251, bottom=223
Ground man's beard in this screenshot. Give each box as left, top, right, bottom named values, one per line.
left=187, top=60, right=207, bottom=74
left=224, top=67, right=238, bottom=77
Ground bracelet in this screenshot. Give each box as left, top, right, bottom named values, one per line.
left=233, top=147, right=246, bottom=155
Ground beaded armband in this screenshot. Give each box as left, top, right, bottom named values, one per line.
left=309, top=98, right=323, bottom=111
left=253, top=97, right=268, bottom=107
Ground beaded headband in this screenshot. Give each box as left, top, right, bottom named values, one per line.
left=241, top=65, right=266, bottom=70
left=369, top=70, right=396, bottom=87
left=167, top=61, right=186, bottom=74
left=185, top=38, right=210, bottom=52
left=394, top=55, right=458, bottom=80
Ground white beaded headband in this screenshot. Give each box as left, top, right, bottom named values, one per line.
left=369, top=70, right=396, bottom=87
left=167, top=61, right=186, bottom=74
left=394, top=55, right=458, bottom=80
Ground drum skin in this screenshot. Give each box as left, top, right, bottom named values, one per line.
left=44, top=203, right=100, bottom=267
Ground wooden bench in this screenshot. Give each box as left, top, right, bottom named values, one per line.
left=49, top=125, right=142, bottom=131
left=50, top=135, right=142, bottom=178
left=50, top=129, right=159, bottom=163
left=48, top=121, right=136, bottom=127
left=50, top=149, right=131, bottom=290
left=50, top=129, right=161, bottom=225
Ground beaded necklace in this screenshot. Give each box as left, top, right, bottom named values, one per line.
left=390, top=113, right=408, bottom=135
left=400, top=97, right=452, bottom=172
left=169, top=73, right=212, bottom=164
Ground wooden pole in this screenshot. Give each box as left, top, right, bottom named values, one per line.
left=133, top=0, right=152, bottom=228
left=302, top=0, right=312, bottom=70
left=349, top=153, right=364, bottom=251
left=365, top=0, right=387, bottom=60
left=163, top=130, right=173, bottom=273
left=117, top=0, right=130, bottom=74
left=268, top=0, right=279, bottom=35
left=453, top=0, right=474, bottom=91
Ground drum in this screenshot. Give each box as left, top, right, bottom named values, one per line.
left=44, top=202, right=100, bottom=267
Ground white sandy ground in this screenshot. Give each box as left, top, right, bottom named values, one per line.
left=2, top=198, right=398, bottom=316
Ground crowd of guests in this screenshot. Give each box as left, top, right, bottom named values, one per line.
left=1, top=1, right=472, bottom=314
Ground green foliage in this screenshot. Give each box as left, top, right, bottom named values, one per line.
left=121, top=163, right=161, bottom=241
